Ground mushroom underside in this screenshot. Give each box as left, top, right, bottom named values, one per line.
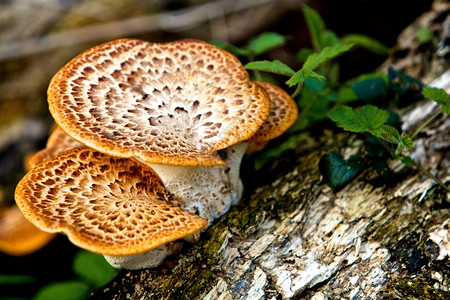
left=15, top=147, right=207, bottom=256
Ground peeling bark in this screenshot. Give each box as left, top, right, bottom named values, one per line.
left=91, top=2, right=449, bottom=299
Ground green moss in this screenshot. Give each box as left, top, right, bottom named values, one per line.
left=386, top=278, right=450, bottom=300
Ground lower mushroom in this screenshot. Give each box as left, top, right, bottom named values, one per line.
left=15, top=148, right=208, bottom=260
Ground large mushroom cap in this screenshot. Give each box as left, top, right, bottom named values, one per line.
left=48, top=39, right=270, bottom=167
left=15, top=147, right=207, bottom=256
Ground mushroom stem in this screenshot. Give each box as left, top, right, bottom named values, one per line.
left=104, top=241, right=184, bottom=270
left=144, top=141, right=250, bottom=235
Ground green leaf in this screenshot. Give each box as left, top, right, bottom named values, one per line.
left=304, top=77, right=327, bottom=93
left=247, top=32, right=286, bottom=56
left=286, top=68, right=325, bottom=87
left=73, top=250, right=118, bottom=289
left=327, top=105, right=390, bottom=133
left=400, top=135, right=414, bottom=150
left=401, top=156, right=414, bottom=167
left=341, top=34, right=389, bottom=55
left=33, top=281, right=90, bottom=300
left=416, top=26, right=434, bottom=44
left=360, top=105, right=390, bottom=132
left=422, top=86, right=450, bottom=105
left=245, top=60, right=295, bottom=76
left=303, top=43, right=354, bottom=70
left=0, top=274, right=36, bottom=285
left=372, top=124, right=401, bottom=144
left=319, top=152, right=366, bottom=188
left=442, top=106, right=450, bottom=114
left=302, top=5, right=326, bottom=51
left=208, top=40, right=249, bottom=57
left=350, top=78, right=387, bottom=103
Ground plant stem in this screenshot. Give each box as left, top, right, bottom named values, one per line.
left=291, top=82, right=303, bottom=99
left=412, top=160, right=450, bottom=192
left=253, top=70, right=262, bottom=81
left=410, top=110, right=441, bottom=139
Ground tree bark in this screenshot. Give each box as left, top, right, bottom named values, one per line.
left=91, top=2, right=449, bottom=299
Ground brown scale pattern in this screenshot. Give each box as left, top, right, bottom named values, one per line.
left=48, top=39, right=271, bottom=167
left=28, top=127, right=85, bottom=168
left=15, top=148, right=207, bottom=256
left=249, top=81, right=298, bottom=144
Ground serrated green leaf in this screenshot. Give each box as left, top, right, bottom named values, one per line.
left=286, top=68, right=325, bottom=87
left=400, top=135, right=414, bottom=150
left=247, top=32, right=286, bottom=56
left=303, top=43, right=354, bottom=70
left=327, top=105, right=367, bottom=132
left=422, top=86, right=450, bottom=105
left=33, top=281, right=90, bottom=300
left=350, top=78, right=387, bottom=103
left=209, top=40, right=250, bottom=57
left=359, top=105, right=390, bottom=131
left=73, top=250, right=118, bottom=289
left=319, top=152, right=366, bottom=188
left=341, top=34, right=389, bottom=55
left=373, top=124, right=401, bottom=144
left=302, top=5, right=326, bottom=51
left=327, top=105, right=389, bottom=133
left=245, top=60, right=295, bottom=76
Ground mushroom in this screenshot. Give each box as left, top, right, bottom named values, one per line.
left=0, top=205, right=55, bottom=256
left=15, top=147, right=207, bottom=259
left=47, top=38, right=270, bottom=167
left=247, top=81, right=299, bottom=152
left=46, top=38, right=270, bottom=226
left=28, top=126, right=85, bottom=168
left=14, top=39, right=297, bottom=269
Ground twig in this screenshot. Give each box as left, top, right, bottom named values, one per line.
left=0, top=0, right=277, bottom=61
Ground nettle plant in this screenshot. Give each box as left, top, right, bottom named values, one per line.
left=216, top=5, right=449, bottom=191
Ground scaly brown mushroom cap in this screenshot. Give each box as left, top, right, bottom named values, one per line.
left=15, top=147, right=207, bottom=256
left=28, top=126, right=84, bottom=168
left=249, top=81, right=298, bottom=144
left=48, top=39, right=270, bottom=167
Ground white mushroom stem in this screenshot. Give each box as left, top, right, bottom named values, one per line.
left=104, top=241, right=184, bottom=270
left=104, top=142, right=250, bottom=270
left=146, top=141, right=250, bottom=236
